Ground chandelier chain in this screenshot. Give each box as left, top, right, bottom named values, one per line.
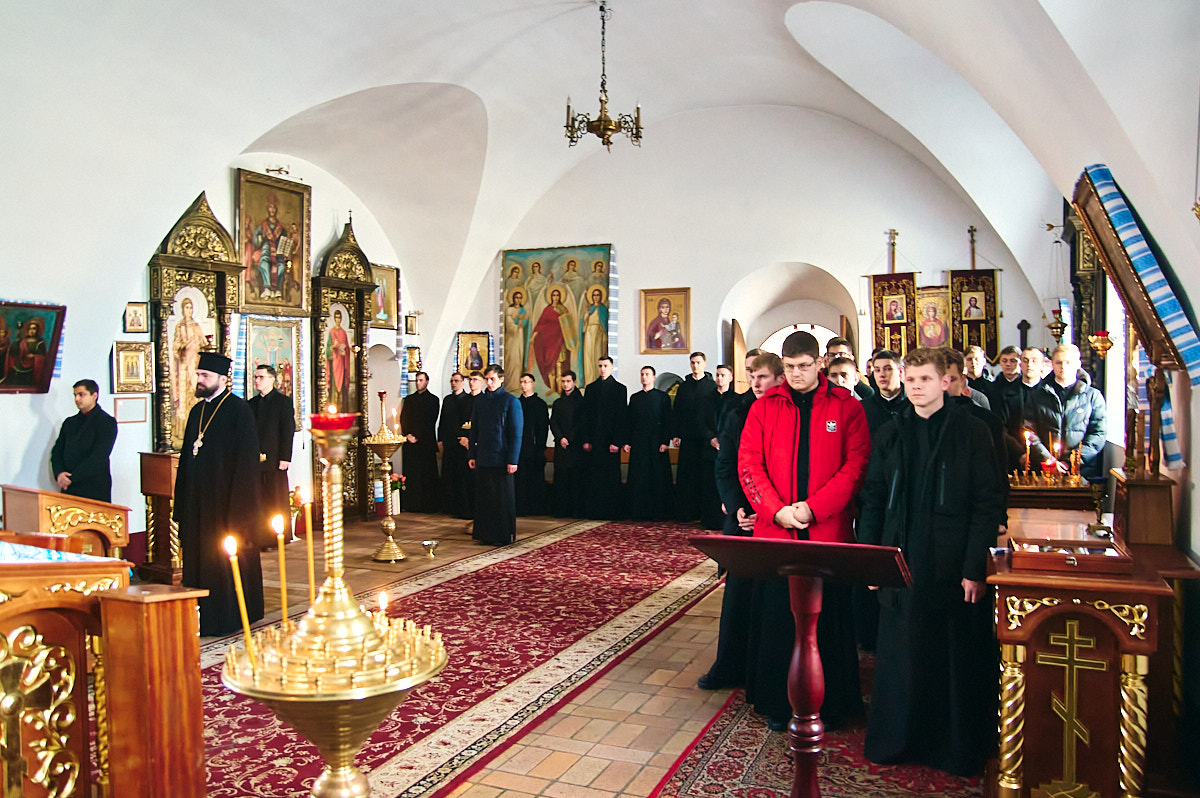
left=598, top=2, right=610, bottom=102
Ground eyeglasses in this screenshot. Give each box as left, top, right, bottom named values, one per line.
left=783, top=360, right=818, bottom=373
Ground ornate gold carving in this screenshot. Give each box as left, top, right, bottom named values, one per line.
left=1005, top=595, right=1061, bottom=630
left=0, top=590, right=27, bottom=605
left=163, top=193, right=237, bottom=263
left=145, top=496, right=156, bottom=564
left=90, top=634, right=110, bottom=788
left=45, top=505, right=125, bottom=536
left=1033, top=620, right=1105, bottom=798
left=170, top=225, right=226, bottom=260
left=1119, top=654, right=1149, bottom=798
left=169, top=505, right=182, bottom=570
left=1088, top=600, right=1149, bottom=640
left=43, top=577, right=123, bottom=597
left=0, top=625, right=79, bottom=797
left=327, top=251, right=366, bottom=280
left=998, top=644, right=1026, bottom=798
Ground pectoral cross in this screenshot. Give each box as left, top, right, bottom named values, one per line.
left=192, top=433, right=204, bottom=457
left=1036, top=619, right=1107, bottom=784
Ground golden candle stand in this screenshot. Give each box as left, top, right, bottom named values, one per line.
left=222, top=413, right=447, bottom=798
left=363, top=391, right=407, bottom=563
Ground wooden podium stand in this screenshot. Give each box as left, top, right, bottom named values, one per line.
left=1, top=484, right=130, bottom=556
left=137, top=452, right=181, bottom=585
left=689, top=535, right=910, bottom=798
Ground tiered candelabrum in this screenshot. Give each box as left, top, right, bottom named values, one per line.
left=363, top=390, right=406, bottom=563
left=1009, top=433, right=1086, bottom=489
left=222, top=409, right=447, bottom=798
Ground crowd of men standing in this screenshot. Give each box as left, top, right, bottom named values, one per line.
left=397, top=351, right=749, bottom=531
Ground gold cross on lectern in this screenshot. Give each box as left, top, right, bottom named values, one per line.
left=1036, top=619, right=1108, bottom=785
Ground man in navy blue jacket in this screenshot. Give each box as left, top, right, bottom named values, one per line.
left=469, top=364, right=524, bottom=545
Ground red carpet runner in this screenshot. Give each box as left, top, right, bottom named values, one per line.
left=652, top=657, right=983, bottom=798
left=198, top=521, right=717, bottom=798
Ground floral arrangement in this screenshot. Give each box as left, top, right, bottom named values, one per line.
left=390, top=473, right=407, bottom=493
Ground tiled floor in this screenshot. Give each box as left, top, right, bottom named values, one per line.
left=247, top=511, right=729, bottom=798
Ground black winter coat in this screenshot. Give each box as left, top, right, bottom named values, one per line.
left=1027, top=370, right=1107, bottom=482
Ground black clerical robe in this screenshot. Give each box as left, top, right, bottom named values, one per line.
left=516, top=392, right=549, bottom=515
left=400, top=388, right=441, bottom=512
left=857, top=403, right=1002, bottom=776
left=580, top=375, right=627, bottom=519
left=438, top=391, right=473, bottom=518
left=626, top=387, right=673, bottom=521
left=248, top=388, right=294, bottom=548
left=671, top=372, right=721, bottom=528
left=174, top=389, right=265, bottom=637
left=549, top=388, right=585, bottom=517
left=50, top=405, right=118, bottom=502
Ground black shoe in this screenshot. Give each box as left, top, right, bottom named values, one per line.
left=767, top=716, right=789, bottom=732
left=696, top=672, right=736, bottom=691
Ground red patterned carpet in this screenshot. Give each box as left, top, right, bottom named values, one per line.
left=198, top=521, right=718, bottom=798
left=652, top=656, right=983, bottom=798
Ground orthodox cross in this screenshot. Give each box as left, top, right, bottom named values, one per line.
left=1017, top=319, right=1031, bottom=350
left=1036, top=619, right=1107, bottom=784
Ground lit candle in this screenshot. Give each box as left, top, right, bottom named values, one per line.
left=300, top=486, right=315, bottom=604
left=223, top=536, right=256, bottom=664
left=1023, top=430, right=1032, bottom=473
left=272, top=514, right=287, bottom=619
left=378, top=591, right=388, bottom=618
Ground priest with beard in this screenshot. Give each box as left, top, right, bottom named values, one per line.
left=516, top=373, right=549, bottom=515
left=174, top=352, right=264, bottom=636
left=624, top=365, right=673, bottom=521
left=400, top=371, right=441, bottom=512
left=580, top=356, right=627, bottom=518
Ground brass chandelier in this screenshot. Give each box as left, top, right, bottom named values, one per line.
left=565, top=1, right=642, bottom=151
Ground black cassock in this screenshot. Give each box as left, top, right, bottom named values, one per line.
left=49, top=405, right=118, bottom=502
left=248, top=388, right=294, bottom=548
left=549, top=388, right=585, bottom=517
left=174, top=389, right=264, bottom=636
left=671, top=372, right=722, bottom=528
left=516, top=392, right=549, bottom=515
left=580, top=376, right=627, bottom=519
left=858, top=404, right=1002, bottom=776
left=438, top=391, right=474, bottom=518
left=626, top=387, right=673, bottom=521
left=400, top=388, right=441, bottom=512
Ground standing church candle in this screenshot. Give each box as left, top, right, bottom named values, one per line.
left=300, top=486, right=315, bottom=604
left=272, top=514, right=288, bottom=619
left=223, top=536, right=256, bottom=664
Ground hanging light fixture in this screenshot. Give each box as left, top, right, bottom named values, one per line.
left=565, top=1, right=642, bottom=152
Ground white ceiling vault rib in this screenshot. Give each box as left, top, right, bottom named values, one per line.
left=786, top=1, right=1061, bottom=299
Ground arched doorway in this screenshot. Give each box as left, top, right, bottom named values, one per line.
left=760, top=323, right=840, bottom=355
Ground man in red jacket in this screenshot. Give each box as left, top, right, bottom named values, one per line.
left=736, top=330, right=871, bottom=731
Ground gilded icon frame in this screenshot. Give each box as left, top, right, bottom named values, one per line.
left=640, top=287, right=690, bottom=354
left=236, top=169, right=312, bottom=317
left=112, top=341, right=154, bottom=394
left=455, top=332, right=491, bottom=375
left=369, top=264, right=399, bottom=330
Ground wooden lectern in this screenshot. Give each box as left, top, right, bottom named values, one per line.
left=1, top=484, right=130, bottom=556
left=689, top=535, right=910, bottom=798
left=137, top=452, right=181, bottom=585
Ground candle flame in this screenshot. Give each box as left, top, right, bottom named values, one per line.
left=378, top=592, right=388, bottom=613
left=327, top=403, right=337, bottom=414
left=1024, top=430, right=1032, bottom=442
left=223, top=535, right=238, bottom=556
left=271, top=514, right=285, bottom=536
left=298, top=485, right=310, bottom=504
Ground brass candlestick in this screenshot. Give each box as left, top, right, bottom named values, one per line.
left=363, top=391, right=406, bottom=563
left=222, top=412, right=447, bottom=798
